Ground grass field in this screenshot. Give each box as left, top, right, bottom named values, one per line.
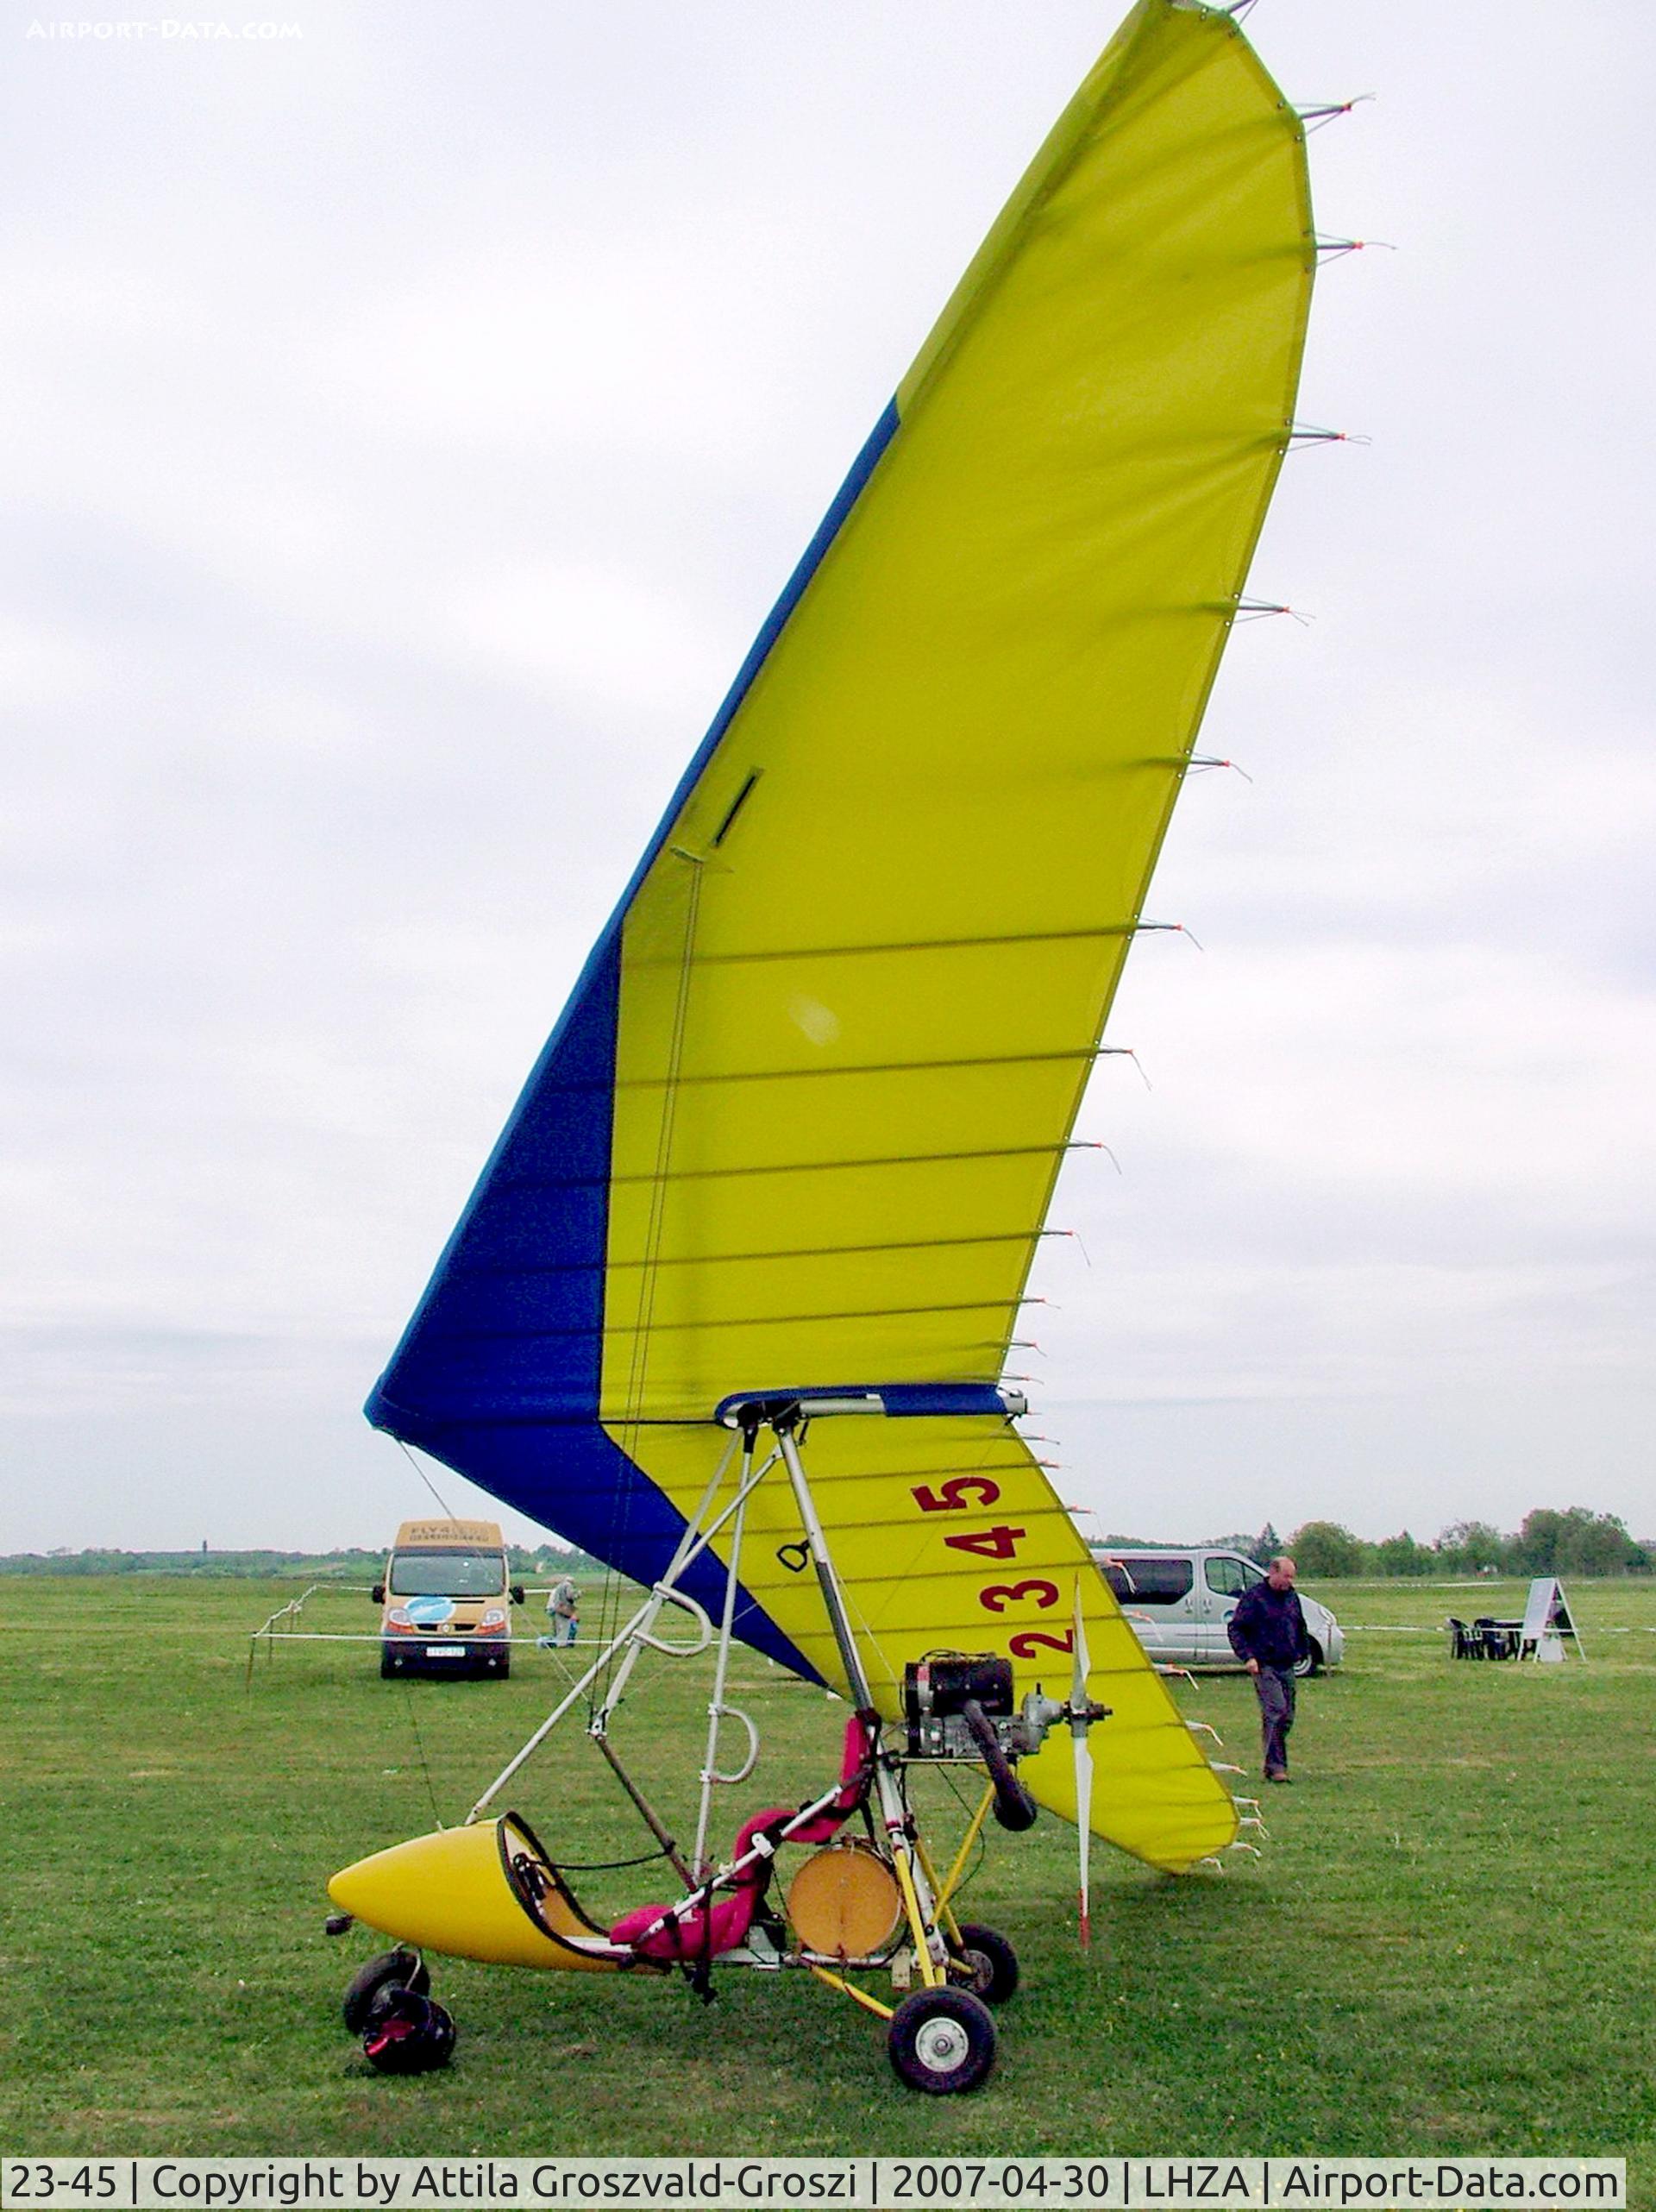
left=2, top=1575, right=1652, bottom=2179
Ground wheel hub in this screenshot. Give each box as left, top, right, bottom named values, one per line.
left=913, top=2014, right=970, bottom=2073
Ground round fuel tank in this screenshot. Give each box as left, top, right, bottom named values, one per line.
left=787, top=1842, right=901, bottom=1961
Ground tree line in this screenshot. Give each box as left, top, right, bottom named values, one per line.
left=0, top=1542, right=597, bottom=1578
left=10, top=1509, right=1649, bottom=1584
left=1206, top=1507, right=1647, bottom=1580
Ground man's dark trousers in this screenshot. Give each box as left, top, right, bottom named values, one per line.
left=1255, top=1664, right=1296, bottom=1777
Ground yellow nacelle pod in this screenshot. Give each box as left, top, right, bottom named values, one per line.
left=329, top=1813, right=620, bottom=1972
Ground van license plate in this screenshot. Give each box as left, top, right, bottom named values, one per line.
left=424, top=1644, right=465, bottom=1658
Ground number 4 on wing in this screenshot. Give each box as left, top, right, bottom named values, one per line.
left=943, top=1524, right=1026, bottom=1562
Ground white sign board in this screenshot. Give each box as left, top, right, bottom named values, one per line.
left=1518, top=1576, right=1584, bottom=1660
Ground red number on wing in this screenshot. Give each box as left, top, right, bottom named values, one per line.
left=1009, top=1629, right=1076, bottom=1660
left=978, top=1579, right=1059, bottom=1615
left=943, top=1524, right=1027, bottom=1562
left=911, top=1475, right=1001, bottom=1514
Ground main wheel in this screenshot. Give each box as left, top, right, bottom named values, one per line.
left=342, top=1947, right=430, bottom=2034
left=361, top=1988, right=455, bottom=2075
left=949, top=1922, right=1019, bottom=2006
left=1293, top=1640, right=1323, bottom=1681
left=888, top=1986, right=996, bottom=2094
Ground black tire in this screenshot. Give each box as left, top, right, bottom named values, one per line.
left=342, top=1948, right=430, bottom=2034
left=361, top=1989, right=455, bottom=2076
left=949, top=1922, right=1019, bottom=2007
left=1293, top=1640, right=1324, bottom=1681
left=380, top=1652, right=397, bottom=1679
left=888, top=1986, right=995, bottom=2094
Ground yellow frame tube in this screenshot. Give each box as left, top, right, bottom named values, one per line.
left=807, top=1962, right=895, bottom=2022
left=890, top=1838, right=945, bottom=1989
left=932, top=1782, right=996, bottom=1922
left=911, top=1832, right=962, bottom=1951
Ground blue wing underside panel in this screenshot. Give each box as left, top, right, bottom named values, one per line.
left=364, top=416, right=911, bottom=1690
left=366, top=934, right=821, bottom=1680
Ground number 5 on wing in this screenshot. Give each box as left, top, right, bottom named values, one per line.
left=911, top=1476, right=1001, bottom=1513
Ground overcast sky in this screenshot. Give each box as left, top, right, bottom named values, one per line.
left=4, top=0, right=1653, bottom=1555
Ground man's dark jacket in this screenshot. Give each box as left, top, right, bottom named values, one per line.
left=1227, top=1580, right=1310, bottom=1669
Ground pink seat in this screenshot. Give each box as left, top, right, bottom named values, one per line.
left=610, top=1717, right=873, bottom=1963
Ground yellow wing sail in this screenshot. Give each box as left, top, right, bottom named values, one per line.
left=597, top=2, right=1309, bottom=1870
left=634, top=1414, right=1242, bottom=1871
left=371, top=0, right=1313, bottom=1877
left=604, top=5, right=1310, bottom=1443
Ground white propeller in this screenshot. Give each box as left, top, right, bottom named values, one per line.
left=1070, top=1581, right=1094, bottom=1946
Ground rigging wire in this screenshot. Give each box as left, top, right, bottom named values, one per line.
left=396, top=1438, right=458, bottom=1522
left=386, top=1439, right=461, bottom=1823
left=1298, top=95, right=1376, bottom=135
left=398, top=1681, right=448, bottom=1832
left=555, top=1845, right=675, bottom=1873
left=932, top=1760, right=989, bottom=1903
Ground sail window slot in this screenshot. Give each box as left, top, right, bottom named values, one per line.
left=710, top=770, right=762, bottom=848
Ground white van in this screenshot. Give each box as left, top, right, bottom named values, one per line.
left=1095, top=1548, right=1344, bottom=1676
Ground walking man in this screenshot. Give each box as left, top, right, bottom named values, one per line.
left=1226, top=1555, right=1310, bottom=1784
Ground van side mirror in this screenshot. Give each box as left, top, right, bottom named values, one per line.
left=371, top=1583, right=385, bottom=1604
left=510, top=1584, right=525, bottom=1606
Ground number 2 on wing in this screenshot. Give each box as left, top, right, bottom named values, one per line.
left=943, top=1524, right=1026, bottom=1562
left=1009, top=1628, right=1076, bottom=1660
left=911, top=1475, right=1001, bottom=1513
left=978, top=1578, right=1059, bottom=1614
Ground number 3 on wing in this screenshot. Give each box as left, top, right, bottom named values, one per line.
left=978, top=1579, right=1059, bottom=1613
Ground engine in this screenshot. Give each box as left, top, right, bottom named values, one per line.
left=900, top=1654, right=1065, bottom=1764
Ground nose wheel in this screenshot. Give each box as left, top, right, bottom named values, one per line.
left=341, top=1948, right=455, bottom=2076
left=887, top=1986, right=996, bottom=2094
left=342, top=1947, right=430, bottom=2033
left=361, top=1987, right=456, bottom=2074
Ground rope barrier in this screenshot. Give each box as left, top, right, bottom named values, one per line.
left=1345, top=1623, right=1645, bottom=1635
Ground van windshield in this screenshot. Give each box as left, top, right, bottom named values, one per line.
left=389, top=1549, right=505, bottom=1598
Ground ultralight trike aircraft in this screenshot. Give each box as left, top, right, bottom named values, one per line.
left=326, top=0, right=1320, bottom=2093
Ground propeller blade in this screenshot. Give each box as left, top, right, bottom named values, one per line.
left=1070, top=1582, right=1092, bottom=1707
left=1073, top=1730, right=1094, bottom=1945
